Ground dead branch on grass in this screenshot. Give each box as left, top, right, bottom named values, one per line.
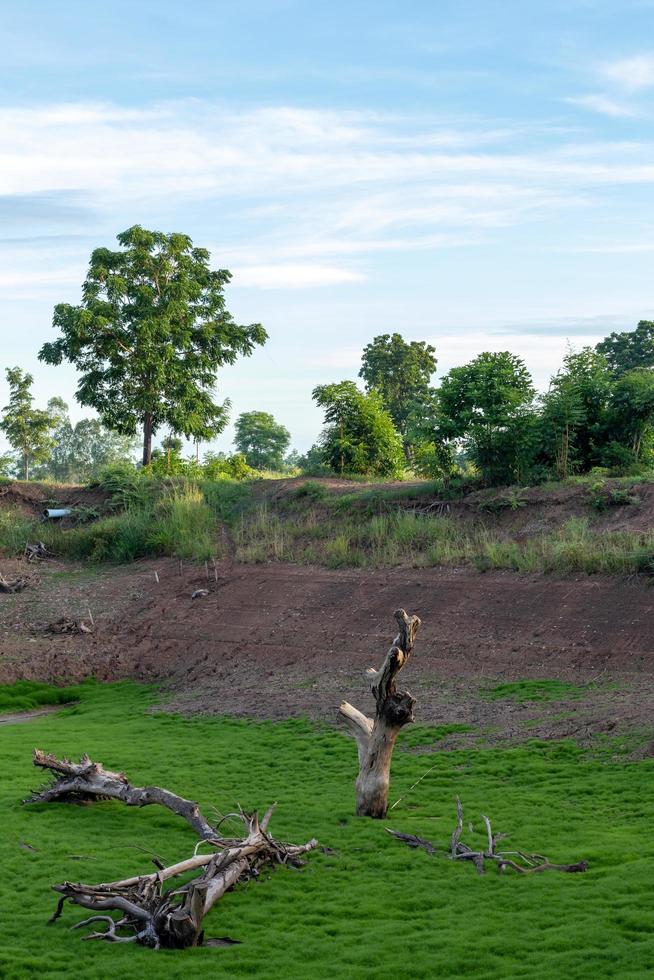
left=25, top=751, right=318, bottom=949
left=388, top=797, right=588, bottom=875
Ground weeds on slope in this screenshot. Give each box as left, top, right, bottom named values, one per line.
left=0, top=484, right=227, bottom=563
left=235, top=504, right=654, bottom=576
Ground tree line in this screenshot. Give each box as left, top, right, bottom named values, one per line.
left=2, top=224, right=652, bottom=487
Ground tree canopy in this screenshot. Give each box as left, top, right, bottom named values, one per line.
left=359, top=333, right=437, bottom=454
left=438, top=352, right=535, bottom=485
left=312, top=381, right=404, bottom=477
left=39, top=225, right=267, bottom=465
left=233, top=411, right=291, bottom=470
left=0, top=368, right=55, bottom=480
left=596, top=320, right=654, bottom=378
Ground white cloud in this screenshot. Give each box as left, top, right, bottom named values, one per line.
left=2, top=99, right=654, bottom=299
left=230, top=263, right=365, bottom=288
left=565, top=94, right=639, bottom=118
left=602, top=53, right=654, bottom=92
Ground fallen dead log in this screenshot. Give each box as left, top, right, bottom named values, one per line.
left=25, top=751, right=317, bottom=949
left=339, top=608, right=421, bottom=819
left=0, top=573, right=29, bottom=593
left=46, top=617, right=93, bottom=635
left=388, top=797, right=588, bottom=875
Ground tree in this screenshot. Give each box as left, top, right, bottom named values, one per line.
left=550, top=348, right=614, bottom=471
left=606, top=368, right=654, bottom=462
left=233, top=411, right=291, bottom=470
left=0, top=368, right=55, bottom=480
left=596, top=320, right=654, bottom=377
left=312, top=381, right=404, bottom=477
left=359, top=333, right=437, bottom=457
left=45, top=397, right=75, bottom=482
left=437, top=352, right=535, bottom=485
left=39, top=225, right=267, bottom=466
left=38, top=400, right=136, bottom=482
left=538, top=374, right=585, bottom=480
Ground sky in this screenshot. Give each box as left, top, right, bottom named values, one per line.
left=1, top=0, right=654, bottom=455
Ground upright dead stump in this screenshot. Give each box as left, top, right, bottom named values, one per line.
left=339, top=608, right=421, bottom=818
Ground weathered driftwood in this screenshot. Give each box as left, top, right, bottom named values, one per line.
left=26, top=751, right=318, bottom=948
left=389, top=797, right=588, bottom=875
left=339, top=608, right=421, bottom=819
left=29, top=751, right=216, bottom=838
left=0, top=571, right=35, bottom=593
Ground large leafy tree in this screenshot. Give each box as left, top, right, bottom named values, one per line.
left=596, top=320, right=654, bottom=377
left=437, top=352, right=535, bottom=485
left=312, top=381, right=404, bottom=477
left=0, top=368, right=55, bottom=480
left=233, top=411, right=291, bottom=470
left=359, top=333, right=437, bottom=456
left=39, top=226, right=267, bottom=465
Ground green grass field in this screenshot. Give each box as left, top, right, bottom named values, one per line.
left=2, top=681, right=654, bottom=979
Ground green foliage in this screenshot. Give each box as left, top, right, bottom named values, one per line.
left=359, top=332, right=437, bottom=449
left=39, top=225, right=267, bottom=465
left=2, top=682, right=654, bottom=978
left=39, top=398, right=136, bottom=482
left=293, top=480, right=329, bottom=500
left=476, top=489, right=527, bottom=513
left=0, top=367, right=55, bottom=480
left=437, top=352, right=536, bottom=486
left=587, top=480, right=640, bottom=512
left=234, top=411, right=291, bottom=470
left=202, top=451, right=256, bottom=481
left=596, top=319, right=654, bottom=377
left=312, top=381, right=405, bottom=477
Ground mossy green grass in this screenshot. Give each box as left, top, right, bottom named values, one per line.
left=1, top=681, right=654, bottom=978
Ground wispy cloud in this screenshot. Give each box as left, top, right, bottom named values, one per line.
left=2, top=99, right=654, bottom=293
left=602, top=53, right=654, bottom=92
left=565, top=94, right=639, bottom=118
left=231, top=263, right=365, bottom=289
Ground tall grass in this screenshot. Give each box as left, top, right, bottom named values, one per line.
left=0, top=484, right=224, bottom=563
left=235, top=504, right=654, bottom=576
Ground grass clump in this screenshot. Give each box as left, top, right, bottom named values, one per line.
left=1, top=682, right=654, bottom=977
left=480, top=680, right=587, bottom=703
left=0, top=680, right=84, bottom=714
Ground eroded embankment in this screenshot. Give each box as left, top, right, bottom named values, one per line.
left=1, top=557, right=653, bottom=746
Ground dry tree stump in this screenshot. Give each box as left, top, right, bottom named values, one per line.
left=339, top=608, right=421, bottom=819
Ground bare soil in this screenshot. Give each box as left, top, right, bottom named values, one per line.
left=2, top=552, right=654, bottom=749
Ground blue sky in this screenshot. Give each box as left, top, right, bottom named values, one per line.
left=2, top=0, right=654, bottom=453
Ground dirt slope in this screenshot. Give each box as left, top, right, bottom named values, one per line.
left=2, top=557, right=654, bottom=743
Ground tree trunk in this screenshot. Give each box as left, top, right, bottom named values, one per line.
left=339, top=609, right=421, bottom=818
left=142, top=413, right=153, bottom=467
left=24, top=449, right=29, bottom=481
